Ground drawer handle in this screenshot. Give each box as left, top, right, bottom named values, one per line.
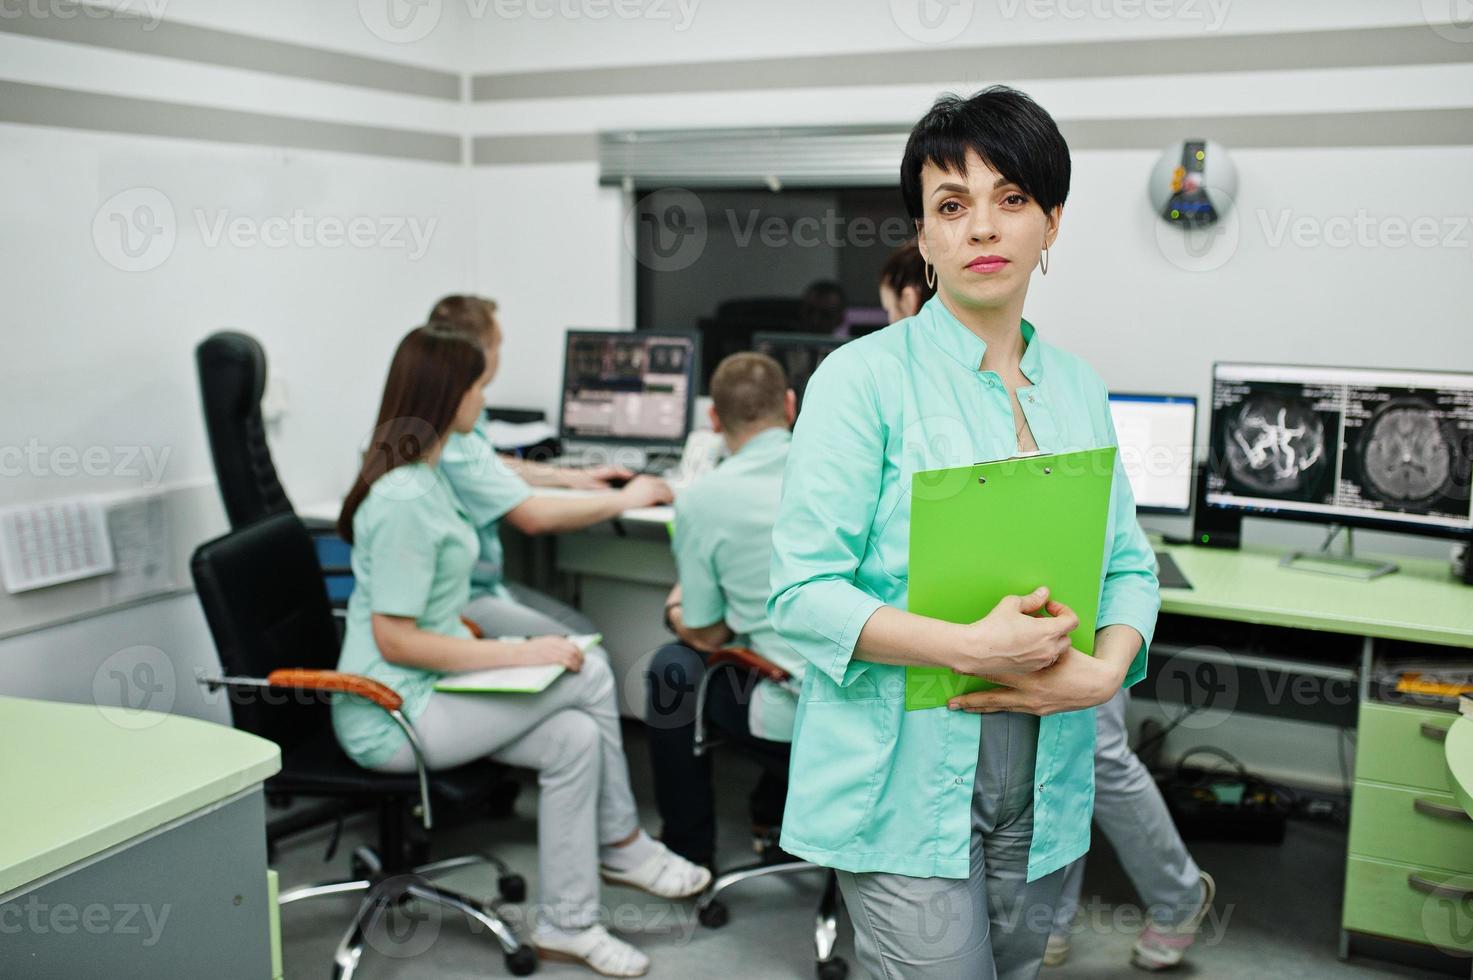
left=1414, top=798, right=1473, bottom=823
left=1420, top=722, right=1451, bottom=743
left=1409, top=874, right=1473, bottom=901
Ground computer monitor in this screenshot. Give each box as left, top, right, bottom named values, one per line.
left=751, top=332, right=850, bottom=413
left=558, top=329, right=699, bottom=446
left=1206, top=362, right=1473, bottom=538
left=1108, top=393, right=1198, bottom=514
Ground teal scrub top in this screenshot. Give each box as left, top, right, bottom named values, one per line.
left=440, top=420, right=533, bottom=600
left=768, top=296, right=1161, bottom=882
left=672, top=426, right=805, bottom=742
left=332, top=462, right=477, bottom=768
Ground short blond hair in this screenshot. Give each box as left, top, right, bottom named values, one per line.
left=427, top=294, right=500, bottom=346
left=710, top=352, right=787, bottom=434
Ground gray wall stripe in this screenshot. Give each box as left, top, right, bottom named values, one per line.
left=472, top=25, right=1473, bottom=101
left=472, top=132, right=602, bottom=164
left=0, top=81, right=462, bottom=163
left=0, top=3, right=461, bottom=101
left=470, top=108, right=1473, bottom=168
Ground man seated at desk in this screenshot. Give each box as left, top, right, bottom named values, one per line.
left=645, top=352, right=803, bottom=870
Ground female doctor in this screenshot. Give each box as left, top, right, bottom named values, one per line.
left=767, top=86, right=1161, bottom=980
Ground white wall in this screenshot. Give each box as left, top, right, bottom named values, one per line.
left=0, top=4, right=474, bottom=706
left=3, top=2, right=1470, bottom=737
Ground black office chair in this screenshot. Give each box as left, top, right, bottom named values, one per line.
left=690, top=648, right=848, bottom=980
left=195, top=330, right=354, bottom=600
left=192, top=512, right=537, bottom=978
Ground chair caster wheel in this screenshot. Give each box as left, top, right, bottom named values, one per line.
left=505, top=944, right=538, bottom=976
left=816, top=956, right=848, bottom=980
left=499, top=873, right=527, bottom=903
left=697, top=900, right=729, bottom=928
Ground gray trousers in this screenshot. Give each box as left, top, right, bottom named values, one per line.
left=1051, top=688, right=1201, bottom=935
left=837, top=712, right=1066, bottom=980
left=373, top=654, right=640, bottom=931
left=465, top=582, right=601, bottom=647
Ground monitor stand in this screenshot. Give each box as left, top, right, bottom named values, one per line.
left=1278, top=525, right=1399, bottom=580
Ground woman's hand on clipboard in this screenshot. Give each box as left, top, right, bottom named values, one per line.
left=953, top=586, right=1079, bottom=677
left=948, top=623, right=1143, bottom=716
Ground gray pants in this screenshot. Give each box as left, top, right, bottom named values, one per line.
left=837, top=712, right=1065, bottom=980
left=373, top=655, right=640, bottom=931
left=465, top=583, right=601, bottom=649
left=1051, top=688, right=1201, bottom=935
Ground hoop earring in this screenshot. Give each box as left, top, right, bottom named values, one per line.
left=1040, top=247, right=1050, bottom=276
left=924, top=261, right=937, bottom=290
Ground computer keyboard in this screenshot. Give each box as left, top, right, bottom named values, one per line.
left=1155, top=551, right=1193, bottom=590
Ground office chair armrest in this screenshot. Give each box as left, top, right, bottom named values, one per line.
left=264, top=669, right=402, bottom=710
left=707, top=646, right=790, bottom=684
left=198, top=671, right=436, bottom=831
left=693, top=647, right=799, bottom=758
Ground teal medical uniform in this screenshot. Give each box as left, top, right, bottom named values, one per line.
left=672, top=426, right=805, bottom=741
left=768, top=296, right=1161, bottom=883
left=332, top=462, right=476, bottom=768
left=440, top=420, right=532, bottom=600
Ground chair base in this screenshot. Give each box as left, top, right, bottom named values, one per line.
left=695, top=858, right=847, bottom=979
left=280, top=846, right=535, bottom=978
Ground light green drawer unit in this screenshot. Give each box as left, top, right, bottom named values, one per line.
left=1356, top=702, right=1456, bottom=792
left=1343, top=856, right=1473, bottom=953
left=1348, top=781, right=1473, bottom=874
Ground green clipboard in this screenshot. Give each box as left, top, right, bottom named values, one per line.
left=904, top=447, right=1116, bottom=711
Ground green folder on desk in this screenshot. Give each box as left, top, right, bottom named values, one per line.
left=904, top=447, right=1116, bottom=711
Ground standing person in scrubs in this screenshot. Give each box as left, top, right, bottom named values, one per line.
left=426, top=295, right=673, bottom=652
left=768, top=86, right=1161, bottom=979
left=335, top=324, right=709, bottom=978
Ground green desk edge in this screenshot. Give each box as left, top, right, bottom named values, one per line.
left=0, top=695, right=281, bottom=897
left=1446, top=716, right=1473, bottom=819
left=1155, top=541, right=1473, bottom=648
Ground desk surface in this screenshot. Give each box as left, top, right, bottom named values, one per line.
left=1448, top=716, right=1473, bottom=819
left=1157, top=541, right=1473, bottom=648
left=0, top=696, right=280, bottom=897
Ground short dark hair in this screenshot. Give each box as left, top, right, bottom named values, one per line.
left=878, top=239, right=935, bottom=304
left=900, top=86, right=1071, bottom=224
left=710, top=352, right=787, bottom=434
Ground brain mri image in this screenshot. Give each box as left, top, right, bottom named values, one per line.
left=1358, top=399, right=1454, bottom=503
left=1343, top=391, right=1472, bottom=520
left=1220, top=389, right=1335, bottom=502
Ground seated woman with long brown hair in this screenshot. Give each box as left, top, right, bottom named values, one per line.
left=334, top=324, right=709, bottom=978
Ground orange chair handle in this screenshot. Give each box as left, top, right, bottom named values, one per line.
left=708, top=646, right=791, bottom=684
left=265, top=669, right=403, bottom=711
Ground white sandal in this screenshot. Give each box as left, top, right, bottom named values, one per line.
left=534, top=924, right=650, bottom=977
left=599, top=845, right=712, bottom=899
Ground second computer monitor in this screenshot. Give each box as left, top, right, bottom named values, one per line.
left=1207, top=362, right=1473, bottom=537
left=559, top=330, right=698, bottom=446
left=751, top=332, right=850, bottom=413
left=1108, top=393, right=1199, bottom=514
